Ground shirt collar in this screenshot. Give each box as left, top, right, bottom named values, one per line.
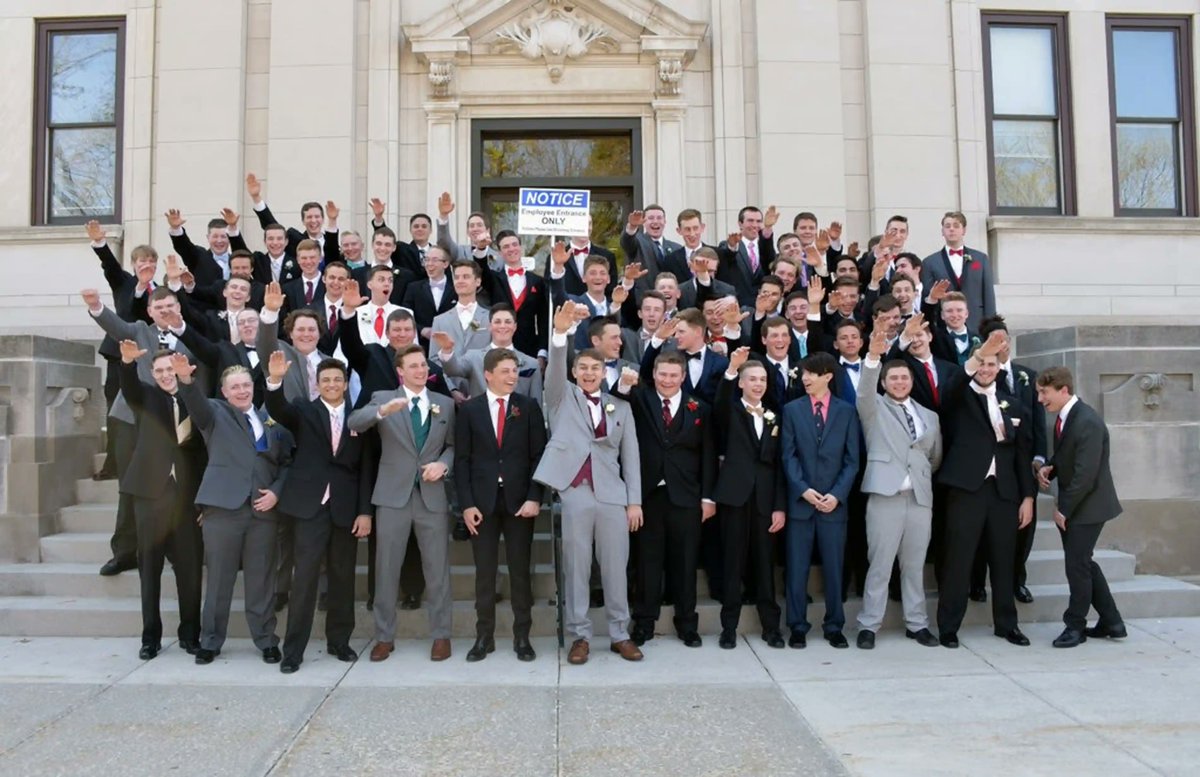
left=1059, top=394, right=1080, bottom=424
left=486, top=389, right=510, bottom=406
left=320, top=398, right=344, bottom=415
left=403, top=386, right=428, bottom=405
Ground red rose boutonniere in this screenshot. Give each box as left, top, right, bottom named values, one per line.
left=970, top=261, right=982, bottom=271
left=686, top=399, right=699, bottom=412
left=509, top=405, right=521, bottom=419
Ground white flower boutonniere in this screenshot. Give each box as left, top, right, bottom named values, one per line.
left=430, top=404, right=442, bottom=416
left=998, top=400, right=1010, bottom=411
left=265, top=418, right=277, bottom=427
left=469, top=321, right=481, bottom=331
left=763, top=410, right=776, bottom=424
left=217, top=310, right=228, bottom=320
left=604, top=403, right=616, bottom=414
left=284, top=260, right=294, bottom=270
left=1019, top=371, right=1031, bottom=386
left=788, top=367, right=799, bottom=381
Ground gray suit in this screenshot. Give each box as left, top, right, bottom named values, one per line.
left=437, top=220, right=503, bottom=272
left=441, top=346, right=543, bottom=402
left=620, top=227, right=681, bottom=293
left=855, top=359, right=943, bottom=633
left=257, top=310, right=329, bottom=402
left=534, top=334, right=641, bottom=642
left=177, top=379, right=293, bottom=652
left=348, top=389, right=456, bottom=641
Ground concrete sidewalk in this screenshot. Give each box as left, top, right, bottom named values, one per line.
left=0, top=618, right=1197, bottom=776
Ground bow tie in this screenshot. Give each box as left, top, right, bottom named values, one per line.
left=843, top=362, right=861, bottom=372
left=686, top=351, right=703, bottom=361
left=507, top=267, right=525, bottom=277
left=953, top=332, right=969, bottom=343
left=605, top=360, right=619, bottom=369
left=970, top=381, right=997, bottom=397
left=244, top=344, right=255, bottom=351
left=572, top=247, right=589, bottom=256
left=948, top=248, right=964, bottom=257
left=745, top=405, right=764, bottom=417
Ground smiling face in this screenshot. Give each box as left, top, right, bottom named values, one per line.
left=151, top=353, right=178, bottom=393
left=643, top=207, right=666, bottom=239
left=591, top=322, right=623, bottom=360
left=763, top=321, right=791, bottom=360
left=223, top=278, right=251, bottom=308
left=148, top=294, right=180, bottom=330
left=317, top=365, right=346, bottom=404
left=452, top=265, right=480, bottom=298
left=908, top=327, right=933, bottom=359
left=676, top=215, right=704, bottom=248
left=785, top=297, right=809, bottom=331
left=583, top=262, right=610, bottom=294
left=386, top=316, right=416, bottom=349
left=777, top=236, right=802, bottom=262
left=221, top=370, right=255, bottom=412
left=466, top=214, right=488, bottom=241
left=409, top=216, right=431, bottom=245
left=207, top=224, right=230, bottom=254
left=484, top=357, right=518, bottom=395
left=498, top=235, right=523, bottom=265
left=882, top=363, right=914, bottom=402
left=398, top=350, right=428, bottom=388
left=302, top=206, right=323, bottom=236
left=834, top=325, right=862, bottom=359
left=323, top=264, right=349, bottom=299
left=942, top=300, right=968, bottom=331
left=652, top=361, right=684, bottom=398
left=794, top=218, right=817, bottom=245
left=739, top=363, right=768, bottom=404
left=265, top=227, right=288, bottom=256
left=573, top=353, right=604, bottom=394
left=739, top=209, right=763, bottom=240
left=290, top=315, right=321, bottom=355
left=874, top=307, right=902, bottom=338
left=425, top=247, right=449, bottom=280
left=654, top=277, right=679, bottom=307
left=974, top=353, right=1000, bottom=388
left=236, top=309, right=260, bottom=344
left=372, top=233, right=396, bottom=264
left=489, top=310, right=516, bottom=347
left=340, top=233, right=363, bottom=261
left=297, top=247, right=321, bottom=278
left=1037, top=384, right=1071, bottom=413
left=230, top=255, right=254, bottom=280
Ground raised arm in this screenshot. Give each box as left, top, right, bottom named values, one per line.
left=173, top=356, right=215, bottom=431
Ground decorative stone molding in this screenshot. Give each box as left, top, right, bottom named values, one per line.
left=656, top=55, right=684, bottom=96
left=428, top=59, right=455, bottom=98
left=492, top=0, right=618, bottom=82
left=1138, top=373, right=1168, bottom=408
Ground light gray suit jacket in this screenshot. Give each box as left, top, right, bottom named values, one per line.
left=533, top=335, right=641, bottom=507
left=348, top=389, right=456, bottom=512
left=257, top=310, right=330, bottom=402
left=88, top=305, right=210, bottom=424
left=429, top=304, right=492, bottom=362
left=856, top=359, right=943, bottom=508
left=441, top=346, right=543, bottom=402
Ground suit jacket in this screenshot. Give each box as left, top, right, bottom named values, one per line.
left=711, top=375, right=787, bottom=515
left=282, top=275, right=325, bottom=317
left=351, top=262, right=417, bottom=308
left=441, top=346, right=543, bottom=401
left=886, top=343, right=964, bottom=418
left=230, top=231, right=300, bottom=284
left=717, top=235, right=777, bottom=308
left=90, top=242, right=147, bottom=360
left=752, top=354, right=807, bottom=414
left=623, top=386, right=716, bottom=508
left=253, top=203, right=330, bottom=259
left=256, top=311, right=330, bottom=403
left=348, top=389, right=456, bottom=512
left=920, top=247, right=996, bottom=335
left=337, top=311, right=452, bottom=409
left=186, top=278, right=266, bottom=323
left=999, top=362, right=1048, bottom=462
left=369, top=218, right=429, bottom=279
left=1048, top=399, right=1122, bottom=525
left=855, top=360, right=942, bottom=507
left=543, top=244, right=619, bottom=297
left=178, top=380, right=292, bottom=516
left=169, top=228, right=227, bottom=288
left=639, top=341, right=727, bottom=406
left=534, top=335, right=641, bottom=506
left=436, top=219, right=503, bottom=271
left=401, top=277, right=457, bottom=349
left=619, top=228, right=682, bottom=293
left=263, top=387, right=376, bottom=525
left=178, top=324, right=267, bottom=408
left=429, top=304, right=492, bottom=361
left=780, top=394, right=861, bottom=520
left=919, top=299, right=976, bottom=366
left=935, top=377, right=1035, bottom=502
left=454, top=392, right=547, bottom=516
left=748, top=314, right=830, bottom=367
left=621, top=327, right=656, bottom=365
left=117, top=361, right=206, bottom=502
left=661, top=244, right=712, bottom=285
left=678, top=277, right=738, bottom=312
left=479, top=264, right=549, bottom=357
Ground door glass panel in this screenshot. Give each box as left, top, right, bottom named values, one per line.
left=482, top=189, right=632, bottom=265
left=481, top=136, right=633, bottom=178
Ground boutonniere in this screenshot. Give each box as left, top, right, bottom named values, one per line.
left=1019, top=371, right=1030, bottom=386
left=359, top=312, right=371, bottom=324
left=509, top=405, right=521, bottom=419
left=998, top=400, right=1010, bottom=411
left=970, top=336, right=981, bottom=350
left=284, top=260, right=294, bottom=270
left=469, top=321, right=481, bottom=331
left=763, top=410, right=776, bottom=424
left=788, top=367, right=799, bottom=381
left=426, top=373, right=438, bottom=384
left=530, top=286, right=539, bottom=294
left=265, top=418, right=277, bottom=427
left=430, top=403, right=441, bottom=416
left=392, top=267, right=401, bottom=276
left=604, top=403, right=615, bottom=414
left=686, top=399, right=699, bottom=412
left=349, top=429, right=359, bottom=437
left=970, top=261, right=982, bottom=271
left=694, top=418, right=702, bottom=426
left=218, top=310, right=228, bottom=320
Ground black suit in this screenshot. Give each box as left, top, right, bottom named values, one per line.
left=229, top=232, right=297, bottom=284
left=479, top=264, right=550, bottom=358
left=169, top=229, right=226, bottom=288
left=117, top=361, right=205, bottom=648
left=337, top=311, right=452, bottom=408
left=350, top=263, right=417, bottom=308
left=1049, top=399, right=1124, bottom=631
left=542, top=244, right=618, bottom=297
left=178, top=325, right=267, bottom=409
left=661, top=244, right=709, bottom=285
left=712, top=376, right=785, bottom=634
left=454, top=393, right=547, bottom=640
left=639, top=342, right=727, bottom=407
left=282, top=276, right=325, bottom=316
left=263, top=387, right=376, bottom=663
left=186, top=278, right=266, bottom=323
left=254, top=203, right=330, bottom=260
left=716, top=235, right=776, bottom=308
left=401, top=278, right=457, bottom=350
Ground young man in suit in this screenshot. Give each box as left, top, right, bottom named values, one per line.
left=1036, top=367, right=1126, bottom=648
left=854, top=330, right=943, bottom=649
left=352, top=264, right=409, bottom=347
left=178, top=309, right=269, bottom=409
left=114, top=340, right=206, bottom=660
left=174, top=357, right=293, bottom=665
left=350, top=227, right=418, bottom=308
left=620, top=205, right=682, bottom=293
left=434, top=192, right=503, bottom=271
left=920, top=211, right=995, bottom=334
left=679, top=247, right=739, bottom=313
left=164, top=208, right=230, bottom=286
left=235, top=222, right=296, bottom=285
left=921, top=287, right=975, bottom=367
left=546, top=246, right=620, bottom=348
left=280, top=240, right=325, bottom=315
left=435, top=305, right=543, bottom=400
left=714, top=348, right=788, bottom=649
left=246, top=173, right=333, bottom=259
left=430, top=260, right=492, bottom=362
left=749, top=315, right=807, bottom=413
left=620, top=290, right=667, bottom=365
left=716, top=205, right=779, bottom=307
left=264, top=353, right=375, bottom=673
left=535, top=302, right=644, bottom=665
left=401, top=245, right=456, bottom=350
left=617, top=350, right=717, bottom=647
left=367, top=200, right=434, bottom=278
left=544, top=222, right=619, bottom=297
left=780, top=352, right=861, bottom=649
left=349, top=345, right=457, bottom=663
left=455, top=349, right=547, bottom=662
left=639, top=309, right=728, bottom=405
left=935, top=331, right=1036, bottom=649
left=661, top=208, right=713, bottom=283
left=183, top=252, right=267, bottom=323
left=478, top=230, right=549, bottom=359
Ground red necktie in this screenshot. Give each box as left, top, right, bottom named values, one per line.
left=661, top=397, right=673, bottom=428
left=374, top=307, right=384, bottom=338
left=507, top=267, right=525, bottom=277
left=923, top=362, right=939, bottom=406
left=329, top=305, right=337, bottom=333
left=495, top=397, right=506, bottom=447
left=1055, top=415, right=1063, bottom=440
left=305, top=280, right=314, bottom=304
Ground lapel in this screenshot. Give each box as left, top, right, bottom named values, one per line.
left=1057, top=403, right=1081, bottom=451
left=819, top=397, right=839, bottom=448
left=391, top=391, right=417, bottom=452
left=313, top=399, right=332, bottom=450
left=938, top=249, right=962, bottom=291
left=641, top=390, right=669, bottom=444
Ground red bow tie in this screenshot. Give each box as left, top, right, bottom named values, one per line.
left=507, top=267, right=525, bottom=277
left=948, top=248, right=964, bottom=256
left=572, top=247, right=589, bottom=256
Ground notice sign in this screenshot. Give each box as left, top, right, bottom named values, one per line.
left=517, top=187, right=591, bottom=237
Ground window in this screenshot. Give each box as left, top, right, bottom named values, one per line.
left=981, top=14, right=1075, bottom=215
left=472, top=118, right=642, bottom=261
left=32, top=18, right=125, bottom=225
left=1107, top=17, right=1196, bottom=216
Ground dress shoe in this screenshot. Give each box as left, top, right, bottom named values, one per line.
left=138, top=643, right=161, bottom=660
left=1084, top=622, right=1128, bottom=640
left=1053, top=628, right=1087, bottom=648
left=92, top=468, right=117, bottom=481
left=567, top=638, right=590, bottom=665
left=762, top=631, right=785, bottom=649
left=400, top=593, right=421, bottom=611
left=317, top=592, right=328, bottom=612
left=328, top=644, right=358, bottom=662
left=610, top=640, right=643, bottom=661
left=996, top=628, right=1030, bottom=646
left=452, top=519, right=471, bottom=541
left=514, top=637, right=536, bottom=662
left=430, top=638, right=451, bottom=662
left=788, top=632, right=807, bottom=649
left=905, top=628, right=940, bottom=647
left=178, top=639, right=200, bottom=655
left=680, top=632, right=702, bottom=648
left=856, top=630, right=875, bottom=650
left=366, top=596, right=374, bottom=612
left=99, top=558, right=135, bottom=577
left=466, top=637, right=495, bottom=662
left=370, top=641, right=395, bottom=662
left=194, top=648, right=219, bottom=665
left=280, top=658, right=301, bottom=674
left=274, top=592, right=289, bottom=613
left=589, top=589, right=604, bottom=609
left=1014, top=585, right=1034, bottom=604
left=630, top=624, right=654, bottom=646
left=262, top=647, right=282, bottom=664
left=825, top=631, right=849, bottom=649
left=969, top=587, right=987, bottom=603
left=940, top=633, right=959, bottom=649
left=718, top=629, right=737, bottom=649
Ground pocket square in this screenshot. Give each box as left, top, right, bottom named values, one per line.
left=350, top=429, right=359, bottom=437
left=519, top=368, right=535, bottom=377
left=1010, top=418, right=1021, bottom=427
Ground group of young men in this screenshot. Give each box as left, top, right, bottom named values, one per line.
left=81, top=174, right=1128, bottom=672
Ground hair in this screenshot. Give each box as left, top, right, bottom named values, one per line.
left=220, top=365, right=251, bottom=385
left=409, top=213, right=432, bottom=227
left=494, top=229, right=519, bottom=247
left=886, top=214, right=908, bottom=228
left=264, top=223, right=287, bottom=238
left=283, top=308, right=324, bottom=337
left=231, top=248, right=253, bottom=261
left=368, top=264, right=395, bottom=282
left=575, top=347, right=606, bottom=365
left=942, top=291, right=968, bottom=305
left=792, top=211, right=818, bottom=229
left=866, top=234, right=883, bottom=252
left=834, top=318, right=863, bottom=336
left=738, top=358, right=768, bottom=377
left=654, top=271, right=679, bottom=286
left=588, top=315, right=619, bottom=342
left=451, top=258, right=482, bottom=279
left=1036, top=366, right=1075, bottom=393
left=872, top=294, right=901, bottom=317
left=583, top=255, right=610, bottom=275
left=315, top=357, right=346, bottom=380
left=425, top=245, right=448, bottom=263
left=889, top=274, right=916, bottom=292
left=340, top=229, right=361, bottom=243
left=373, top=226, right=397, bottom=242
left=206, top=218, right=228, bottom=232
left=802, top=351, right=838, bottom=376
left=130, top=244, right=158, bottom=262
left=151, top=348, right=176, bottom=364
left=783, top=290, right=809, bottom=308
left=881, top=359, right=914, bottom=381
left=385, top=309, right=415, bottom=329
left=675, top=308, right=705, bottom=329
left=393, top=343, right=426, bottom=368
left=759, top=274, right=784, bottom=293
left=322, top=259, right=350, bottom=278
left=834, top=255, right=859, bottom=272
left=479, top=303, right=511, bottom=322
left=483, top=347, right=518, bottom=373
left=737, top=205, right=762, bottom=223
left=762, top=314, right=790, bottom=335
left=832, top=276, right=860, bottom=292
left=942, top=210, right=967, bottom=228
left=693, top=246, right=718, bottom=262
left=296, top=238, right=321, bottom=256
left=148, top=286, right=177, bottom=304
left=676, top=208, right=702, bottom=226
left=466, top=211, right=489, bottom=227
left=640, top=290, right=667, bottom=308
left=643, top=203, right=666, bottom=217
left=225, top=275, right=252, bottom=290
left=653, top=350, right=687, bottom=372
left=977, top=315, right=1009, bottom=339
left=772, top=256, right=800, bottom=276
left=301, top=201, right=324, bottom=218
left=777, top=232, right=801, bottom=246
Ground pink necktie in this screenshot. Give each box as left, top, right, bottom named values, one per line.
left=748, top=241, right=759, bottom=272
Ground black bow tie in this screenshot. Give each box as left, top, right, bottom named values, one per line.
left=686, top=351, right=703, bottom=361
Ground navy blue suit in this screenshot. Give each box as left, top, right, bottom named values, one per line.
left=781, top=394, right=861, bottom=635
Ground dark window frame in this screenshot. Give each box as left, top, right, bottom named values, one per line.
left=1105, top=15, right=1196, bottom=217
left=32, top=17, right=126, bottom=226
left=980, top=12, right=1076, bottom=216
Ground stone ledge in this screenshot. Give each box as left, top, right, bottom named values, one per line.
left=988, top=215, right=1200, bottom=236
left=0, top=225, right=124, bottom=245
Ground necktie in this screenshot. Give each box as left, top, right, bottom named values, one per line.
left=507, top=267, right=525, bottom=277
left=1055, top=415, right=1063, bottom=441
left=247, top=412, right=268, bottom=452
left=411, top=396, right=428, bottom=453
left=899, top=402, right=917, bottom=441
left=158, top=330, right=170, bottom=347
left=374, top=307, right=385, bottom=338
left=495, top=397, right=506, bottom=447
left=923, top=362, right=939, bottom=406
left=586, top=394, right=607, bottom=436
left=797, top=333, right=808, bottom=359
left=570, top=395, right=606, bottom=488
left=661, top=397, right=673, bottom=428
left=814, top=400, right=825, bottom=439
left=653, top=240, right=664, bottom=264
left=329, top=305, right=338, bottom=333
left=748, top=241, right=759, bottom=272
left=330, top=409, right=341, bottom=454
left=172, top=395, right=191, bottom=444
left=305, top=280, right=314, bottom=304
left=772, top=362, right=786, bottom=400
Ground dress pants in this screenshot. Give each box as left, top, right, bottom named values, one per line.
left=842, top=486, right=869, bottom=599
left=857, top=491, right=932, bottom=633
left=632, top=485, right=701, bottom=635
left=199, top=505, right=278, bottom=651
left=282, top=506, right=356, bottom=662
left=1060, top=521, right=1123, bottom=631
left=133, top=478, right=201, bottom=646
left=99, top=358, right=119, bottom=475
left=368, top=532, right=426, bottom=603
left=785, top=516, right=846, bottom=635
left=937, top=479, right=1019, bottom=636
left=718, top=498, right=780, bottom=634
left=561, top=485, right=631, bottom=642
left=700, top=510, right=724, bottom=600
left=110, top=419, right=138, bottom=564
left=373, top=497, right=452, bottom=642
left=471, top=487, right=534, bottom=640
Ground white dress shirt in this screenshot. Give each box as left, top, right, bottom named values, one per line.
left=504, top=265, right=528, bottom=299
left=457, top=301, right=479, bottom=331
left=486, top=390, right=511, bottom=438
left=1058, top=394, right=1080, bottom=429
left=969, top=381, right=1006, bottom=478
left=429, top=276, right=447, bottom=309
left=742, top=399, right=765, bottom=438
left=840, top=357, right=862, bottom=392
left=944, top=245, right=965, bottom=277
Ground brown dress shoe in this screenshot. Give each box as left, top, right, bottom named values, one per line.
left=430, top=638, right=452, bottom=662
left=610, top=639, right=644, bottom=661
left=567, top=639, right=590, bottom=665
left=369, top=641, right=394, bottom=662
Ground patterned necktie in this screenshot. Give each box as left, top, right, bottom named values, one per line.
left=814, top=400, right=825, bottom=440
left=329, top=305, right=338, bottom=333
left=305, top=280, right=314, bottom=304
left=748, top=241, right=759, bottom=272
left=899, top=402, right=917, bottom=441
left=661, top=396, right=673, bottom=428
left=330, top=409, right=341, bottom=454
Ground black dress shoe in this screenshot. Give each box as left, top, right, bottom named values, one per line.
left=762, top=631, right=785, bottom=649
left=1014, top=585, right=1034, bottom=603
left=328, top=644, right=358, bottom=662
left=400, top=593, right=421, bottom=610
left=280, top=658, right=301, bottom=674
left=274, top=592, right=289, bottom=613
left=452, top=519, right=471, bottom=541
left=92, top=468, right=117, bottom=481
left=466, top=637, right=496, bottom=662
left=514, top=637, right=536, bottom=662
left=178, top=639, right=200, bottom=655
left=630, top=625, right=654, bottom=646
left=317, top=593, right=328, bottom=612
left=940, top=633, right=959, bottom=649
left=1053, top=628, right=1087, bottom=648
left=788, top=632, right=807, bottom=649
left=138, top=643, right=161, bottom=660
left=589, top=589, right=604, bottom=609
left=680, top=632, right=703, bottom=648
left=262, top=647, right=282, bottom=664
left=1084, top=622, right=1128, bottom=639
left=718, top=629, right=737, bottom=649
left=856, top=630, right=875, bottom=650
left=997, top=628, right=1030, bottom=646
left=969, top=587, right=987, bottom=603
left=365, top=597, right=374, bottom=612
left=825, top=631, right=849, bottom=649
left=99, top=558, right=136, bottom=576
left=905, top=628, right=940, bottom=647
left=194, top=648, right=219, bottom=665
